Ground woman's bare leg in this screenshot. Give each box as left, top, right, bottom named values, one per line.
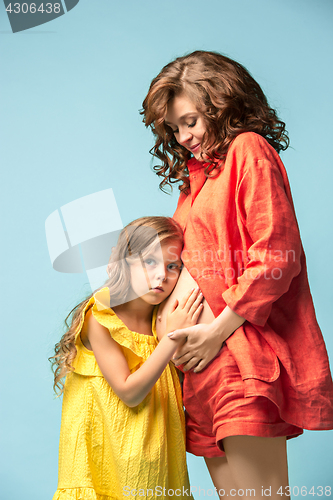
left=205, top=436, right=290, bottom=500
left=204, top=456, right=239, bottom=499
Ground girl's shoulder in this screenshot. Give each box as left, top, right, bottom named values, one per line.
left=90, top=288, right=158, bottom=354
left=91, top=288, right=157, bottom=344
left=73, top=288, right=158, bottom=376
left=74, top=288, right=134, bottom=343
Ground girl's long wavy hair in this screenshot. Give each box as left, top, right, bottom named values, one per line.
left=50, top=216, right=183, bottom=395
left=141, top=50, right=289, bottom=193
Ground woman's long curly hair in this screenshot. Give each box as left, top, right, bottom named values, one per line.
left=141, top=50, right=289, bottom=193
left=49, top=216, right=183, bottom=395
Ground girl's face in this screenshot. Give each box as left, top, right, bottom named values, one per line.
left=165, top=94, right=206, bottom=161
left=127, top=238, right=183, bottom=306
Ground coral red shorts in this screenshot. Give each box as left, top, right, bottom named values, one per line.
left=182, top=344, right=303, bottom=458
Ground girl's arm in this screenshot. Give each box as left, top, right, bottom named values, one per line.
left=87, top=288, right=202, bottom=408
left=87, top=313, right=180, bottom=407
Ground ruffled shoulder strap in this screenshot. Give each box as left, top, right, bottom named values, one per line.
left=92, top=288, right=157, bottom=357
left=72, top=288, right=157, bottom=376
left=71, top=294, right=102, bottom=376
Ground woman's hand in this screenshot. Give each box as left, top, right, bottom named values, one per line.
left=168, top=306, right=246, bottom=372
left=165, top=287, right=203, bottom=335
left=168, top=322, right=223, bottom=372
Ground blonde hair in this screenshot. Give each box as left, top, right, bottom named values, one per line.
left=50, top=216, right=183, bottom=395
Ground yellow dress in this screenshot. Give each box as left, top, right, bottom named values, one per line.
left=52, top=289, right=192, bottom=500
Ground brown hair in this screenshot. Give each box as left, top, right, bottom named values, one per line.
left=50, top=216, right=183, bottom=395
left=141, top=50, right=289, bottom=193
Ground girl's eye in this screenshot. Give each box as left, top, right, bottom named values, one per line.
left=144, top=258, right=156, bottom=266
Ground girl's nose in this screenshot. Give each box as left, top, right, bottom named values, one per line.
left=156, top=266, right=166, bottom=282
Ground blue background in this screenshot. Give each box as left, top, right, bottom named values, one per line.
left=1, top=0, right=332, bottom=498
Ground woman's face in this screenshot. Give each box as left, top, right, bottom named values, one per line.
left=165, top=94, right=206, bottom=161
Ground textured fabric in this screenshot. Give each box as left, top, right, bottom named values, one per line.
left=173, top=132, right=333, bottom=437
left=53, top=289, right=192, bottom=500
left=184, top=345, right=303, bottom=458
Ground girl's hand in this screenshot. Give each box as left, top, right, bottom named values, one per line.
left=168, top=306, right=245, bottom=372
left=165, top=287, right=203, bottom=335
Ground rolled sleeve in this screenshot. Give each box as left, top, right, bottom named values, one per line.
left=222, top=155, right=302, bottom=326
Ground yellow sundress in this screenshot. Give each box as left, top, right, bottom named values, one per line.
left=52, top=288, right=192, bottom=500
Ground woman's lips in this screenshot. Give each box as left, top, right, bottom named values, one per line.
left=190, top=143, right=200, bottom=152
left=151, top=287, right=164, bottom=293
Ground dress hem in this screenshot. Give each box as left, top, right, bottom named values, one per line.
left=52, top=487, right=119, bottom=500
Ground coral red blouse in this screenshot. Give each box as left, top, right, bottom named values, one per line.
left=173, top=132, right=333, bottom=430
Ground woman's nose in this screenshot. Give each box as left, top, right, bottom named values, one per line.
left=178, top=128, right=192, bottom=145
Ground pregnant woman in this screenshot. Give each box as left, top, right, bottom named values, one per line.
left=142, top=50, right=333, bottom=499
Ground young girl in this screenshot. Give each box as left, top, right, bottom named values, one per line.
left=51, top=216, right=202, bottom=499
left=142, top=51, right=333, bottom=498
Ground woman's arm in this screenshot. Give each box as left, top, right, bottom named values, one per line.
left=169, top=136, right=302, bottom=372
left=168, top=306, right=245, bottom=372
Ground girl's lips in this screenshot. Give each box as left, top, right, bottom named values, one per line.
left=151, top=287, right=164, bottom=293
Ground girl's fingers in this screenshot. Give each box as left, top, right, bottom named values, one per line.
left=182, top=287, right=201, bottom=312
left=191, top=302, right=204, bottom=322
left=178, top=287, right=196, bottom=309
left=170, top=299, right=179, bottom=313
left=188, top=292, right=204, bottom=315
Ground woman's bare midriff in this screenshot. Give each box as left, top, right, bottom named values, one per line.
left=156, top=266, right=215, bottom=341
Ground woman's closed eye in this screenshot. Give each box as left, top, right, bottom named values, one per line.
left=167, top=263, right=181, bottom=271
left=169, top=120, right=197, bottom=134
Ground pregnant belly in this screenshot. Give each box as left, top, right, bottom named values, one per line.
left=156, top=266, right=215, bottom=341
